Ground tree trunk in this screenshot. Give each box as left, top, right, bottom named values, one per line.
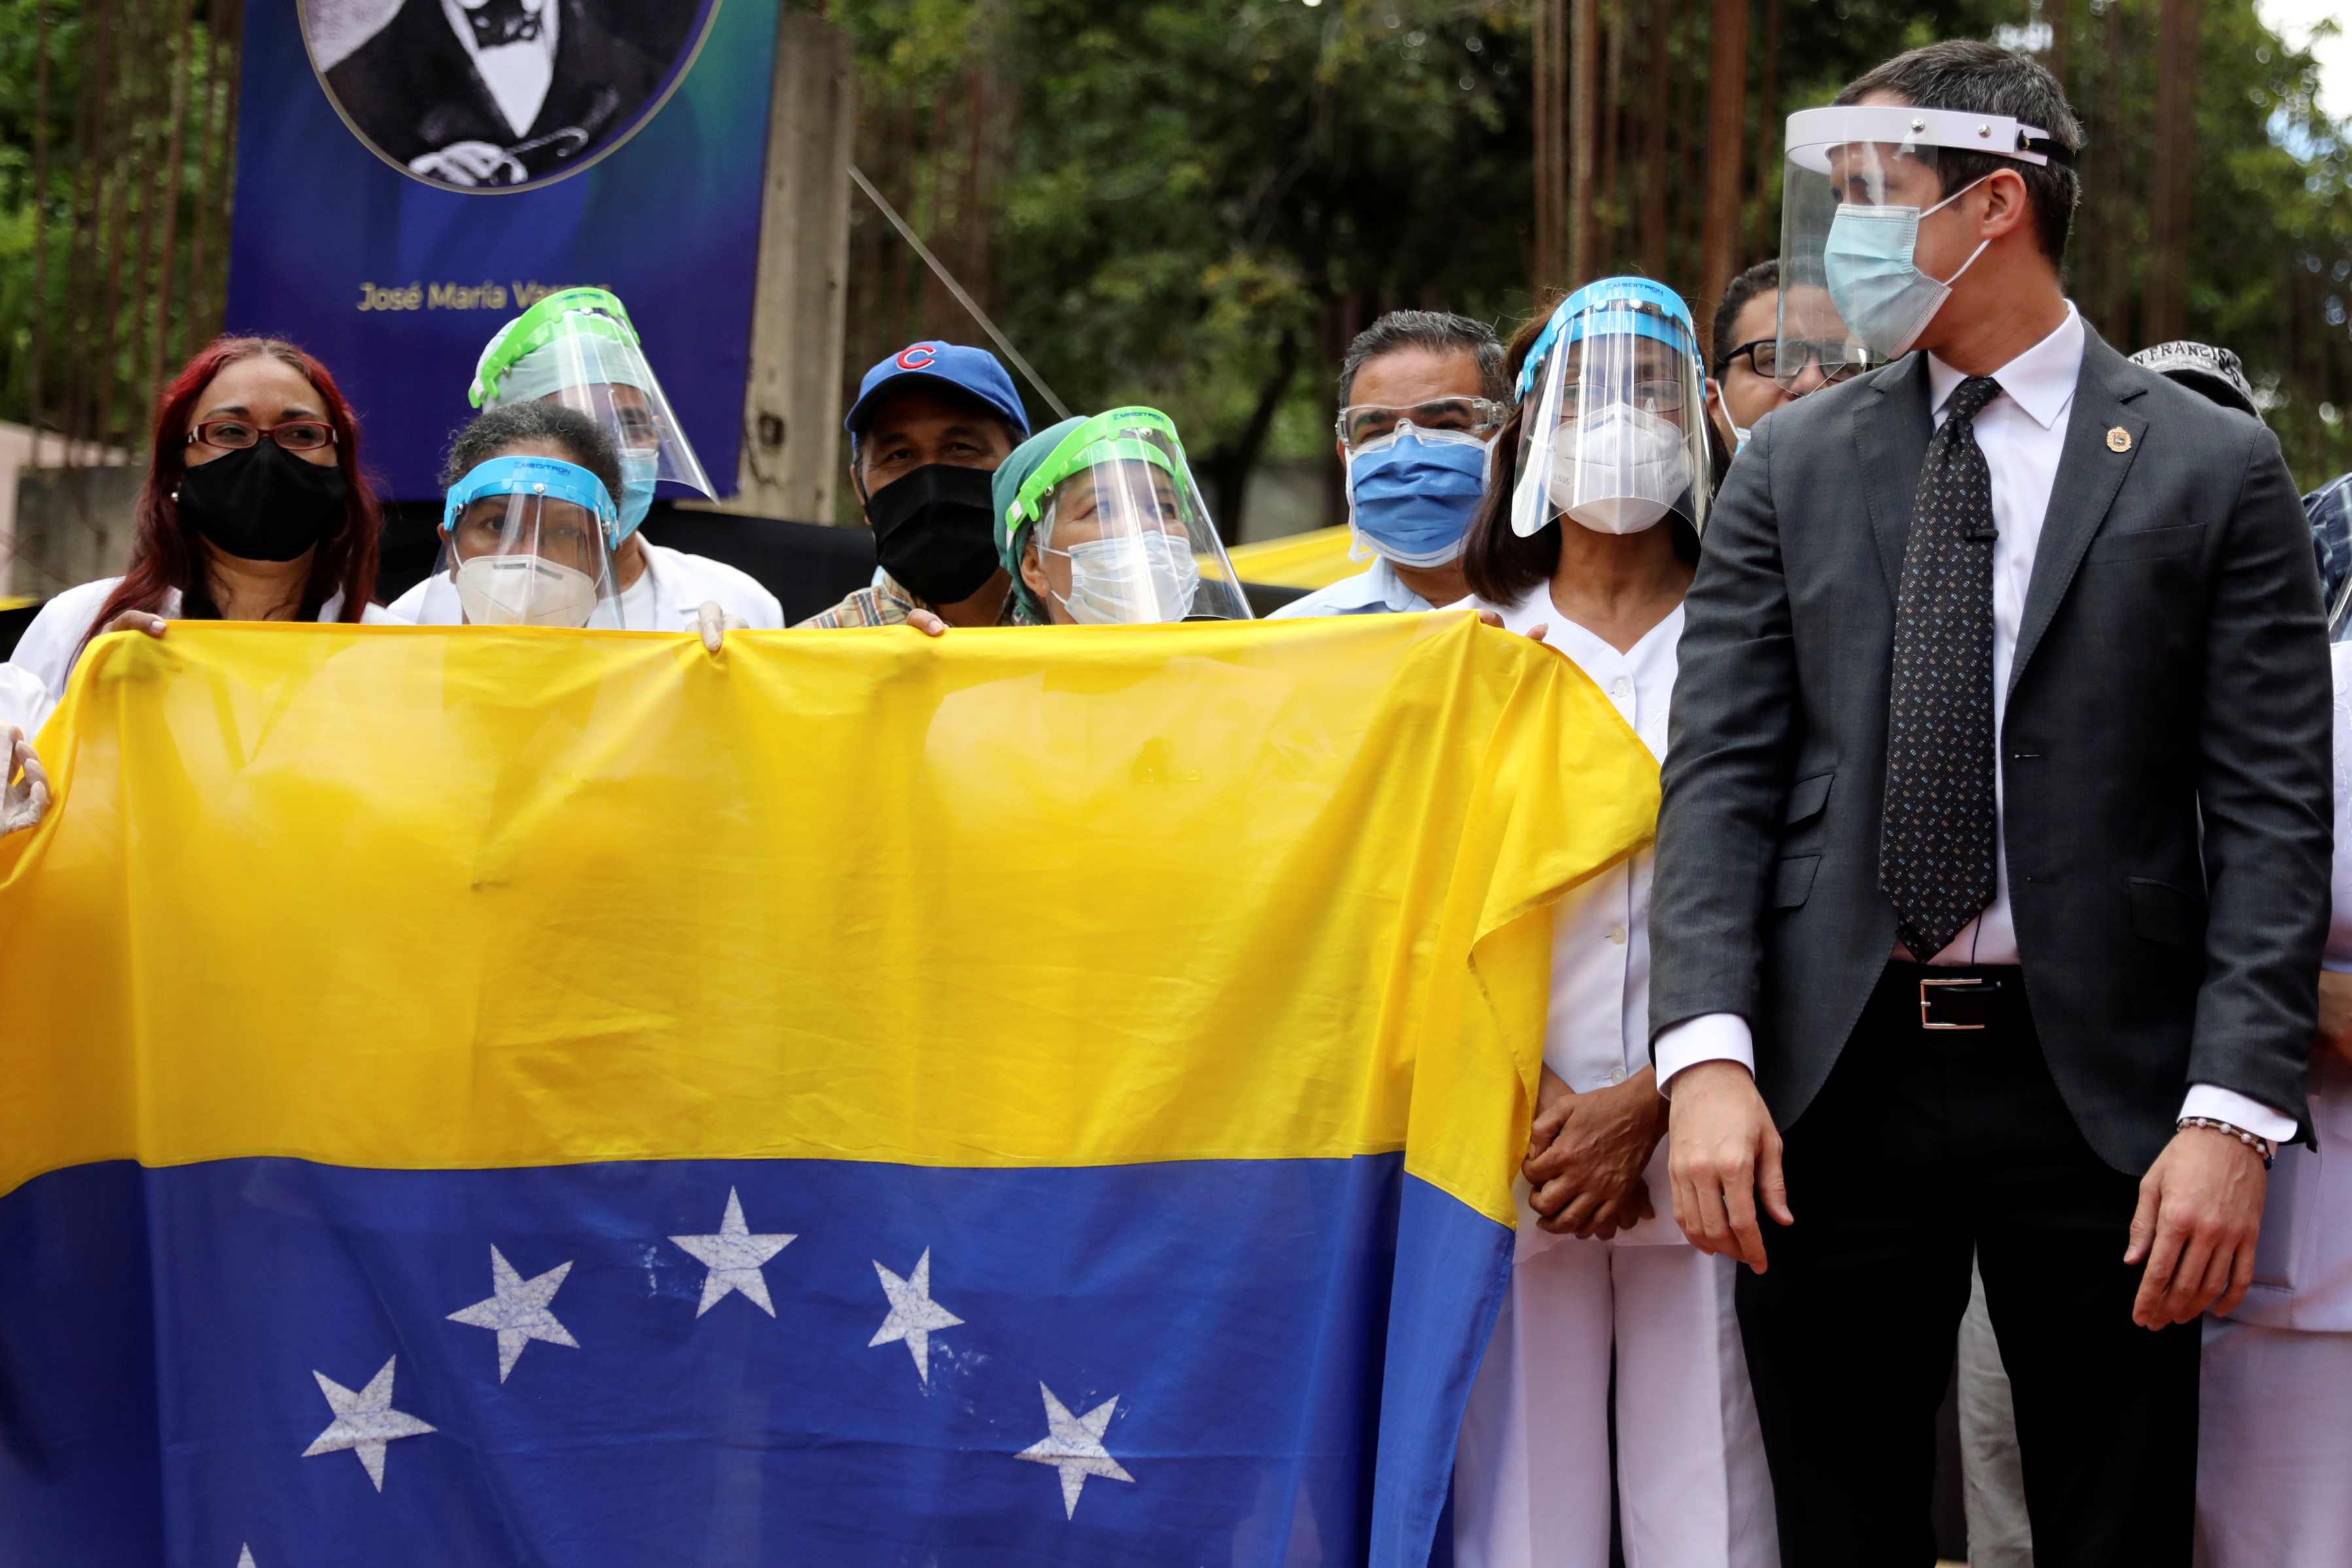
left=2145, top=0, right=2198, bottom=342
left=1532, top=0, right=1567, bottom=292
left=1641, top=0, right=1668, bottom=285
left=1601, top=0, right=1624, bottom=271
left=1204, top=329, right=1302, bottom=547
left=1749, top=0, right=1779, bottom=262
left=149, top=0, right=197, bottom=399
left=1697, top=0, right=1749, bottom=351
left=1569, top=0, right=1599, bottom=286
left=29, top=0, right=52, bottom=437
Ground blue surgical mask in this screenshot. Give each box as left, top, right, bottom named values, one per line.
left=1822, top=176, right=1990, bottom=360
left=614, top=446, right=660, bottom=541
left=1345, top=423, right=1491, bottom=569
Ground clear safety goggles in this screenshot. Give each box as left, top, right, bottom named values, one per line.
left=1510, top=277, right=1711, bottom=541
left=1777, top=104, right=2070, bottom=382
left=1335, top=397, right=1508, bottom=452
left=1007, top=408, right=1251, bottom=625
left=436, top=454, right=622, bottom=630
left=471, top=287, right=715, bottom=501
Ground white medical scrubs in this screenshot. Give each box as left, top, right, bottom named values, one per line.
left=1451, top=581, right=1777, bottom=1568
left=385, top=541, right=783, bottom=631
left=1264, top=557, right=1433, bottom=619
left=2195, top=641, right=2352, bottom=1565
left=4, top=577, right=393, bottom=736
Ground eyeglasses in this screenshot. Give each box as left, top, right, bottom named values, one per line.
left=1558, top=379, right=1690, bottom=417
left=188, top=418, right=338, bottom=454
left=1717, top=339, right=1864, bottom=387
left=1336, top=397, right=1506, bottom=449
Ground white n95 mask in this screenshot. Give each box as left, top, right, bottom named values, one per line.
left=1546, top=404, right=1692, bottom=535
left=1054, top=530, right=1201, bottom=625
left=455, top=554, right=602, bottom=628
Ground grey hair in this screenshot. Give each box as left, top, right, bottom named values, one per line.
left=440, top=401, right=625, bottom=510
left=1834, top=40, right=2084, bottom=268
left=1337, top=311, right=1507, bottom=407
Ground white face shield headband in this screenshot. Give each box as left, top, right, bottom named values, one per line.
left=1775, top=103, right=2072, bottom=374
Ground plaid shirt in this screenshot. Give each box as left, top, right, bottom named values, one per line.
left=795, top=575, right=918, bottom=630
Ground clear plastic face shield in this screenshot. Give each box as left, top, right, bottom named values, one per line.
left=469, top=287, right=714, bottom=539
left=1779, top=105, right=2068, bottom=374
left=1007, top=408, right=1252, bottom=625
left=437, top=455, right=624, bottom=629
left=1511, top=278, right=1710, bottom=542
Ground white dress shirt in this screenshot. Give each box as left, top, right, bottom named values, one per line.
left=442, top=0, right=558, bottom=141
left=1264, top=557, right=1436, bottom=619
left=1655, top=305, right=2296, bottom=1143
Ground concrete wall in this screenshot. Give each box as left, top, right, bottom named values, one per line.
left=684, top=9, right=856, bottom=527
left=10, top=465, right=147, bottom=598
left=0, top=423, right=135, bottom=599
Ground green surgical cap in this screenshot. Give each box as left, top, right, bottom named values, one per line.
left=994, top=416, right=1086, bottom=625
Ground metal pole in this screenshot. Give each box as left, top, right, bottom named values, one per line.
left=847, top=163, right=1071, bottom=422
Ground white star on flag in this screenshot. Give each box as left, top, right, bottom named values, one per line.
left=868, top=1248, right=963, bottom=1383
left=237, top=1549, right=257, bottom=1568
left=446, top=1245, right=579, bottom=1381
left=302, top=1357, right=436, bottom=1491
left=1016, top=1383, right=1135, bottom=1519
left=669, top=1187, right=796, bottom=1317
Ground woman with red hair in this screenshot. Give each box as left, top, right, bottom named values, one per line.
left=1, top=336, right=387, bottom=830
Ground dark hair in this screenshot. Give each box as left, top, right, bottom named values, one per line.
left=1834, top=41, right=2082, bottom=268
left=441, top=401, right=624, bottom=511
left=90, top=336, right=381, bottom=643
left=1337, top=310, right=1507, bottom=406
left=1461, top=297, right=1703, bottom=603
left=1712, top=259, right=1781, bottom=374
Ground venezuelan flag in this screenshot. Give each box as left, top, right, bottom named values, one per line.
left=0, top=614, right=1657, bottom=1566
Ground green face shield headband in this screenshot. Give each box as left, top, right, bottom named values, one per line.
left=1006, top=408, right=1192, bottom=533
left=469, top=288, right=641, bottom=410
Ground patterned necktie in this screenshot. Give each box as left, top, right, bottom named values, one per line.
left=1880, top=374, right=2004, bottom=959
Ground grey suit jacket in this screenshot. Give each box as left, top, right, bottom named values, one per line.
left=1648, top=327, right=2330, bottom=1171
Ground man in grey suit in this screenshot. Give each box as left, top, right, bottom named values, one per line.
left=1648, top=42, right=2330, bottom=1565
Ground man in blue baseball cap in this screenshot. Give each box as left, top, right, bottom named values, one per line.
left=798, top=340, right=1031, bottom=632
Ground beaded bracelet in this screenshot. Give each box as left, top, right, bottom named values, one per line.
left=2178, top=1115, right=2276, bottom=1167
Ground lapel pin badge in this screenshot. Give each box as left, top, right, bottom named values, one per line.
left=2107, top=426, right=2133, bottom=453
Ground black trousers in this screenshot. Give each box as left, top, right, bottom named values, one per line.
left=1736, top=962, right=2201, bottom=1567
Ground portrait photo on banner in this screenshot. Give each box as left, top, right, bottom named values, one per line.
left=298, top=0, right=715, bottom=190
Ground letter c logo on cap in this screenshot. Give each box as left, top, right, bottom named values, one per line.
left=896, top=344, right=937, bottom=370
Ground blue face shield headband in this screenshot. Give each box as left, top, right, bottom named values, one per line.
left=441, top=455, right=620, bottom=541
left=1517, top=278, right=1701, bottom=402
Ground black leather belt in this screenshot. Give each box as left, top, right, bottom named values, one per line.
left=1883, top=963, right=2024, bottom=1031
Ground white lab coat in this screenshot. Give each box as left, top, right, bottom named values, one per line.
left=2194, top=641, right=2352, bottom=1565
left=1450, top=583, right=1777, bottom=1568
left=385, top=541, right=783, bottom=631
left=3, top=576, right=391, bottom=737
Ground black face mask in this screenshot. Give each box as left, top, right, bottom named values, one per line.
left=175, top=439, right=349, bottom=563
left=864, top=463, right=1003, bottom=607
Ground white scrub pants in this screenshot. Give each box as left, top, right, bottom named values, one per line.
left=1453, top=1232, right=1778, bottom=1568
left=2195, top=1317, right=2352, bottom=1566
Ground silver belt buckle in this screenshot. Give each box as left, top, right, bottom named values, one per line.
left=1919, top=976, right=1991, bottom=1030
